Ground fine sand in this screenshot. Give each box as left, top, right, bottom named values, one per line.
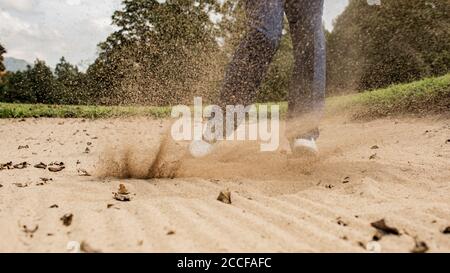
left=0, top=115, right=449, bottom=252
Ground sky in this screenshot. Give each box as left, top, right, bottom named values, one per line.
left=0, top=0, right=349, bottom=69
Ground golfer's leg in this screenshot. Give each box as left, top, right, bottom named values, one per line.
left=190, top=0, right=284, bottom=156
left=219, top=0, right=284, bottom=108
left=285, top=0, right=325, bottom=140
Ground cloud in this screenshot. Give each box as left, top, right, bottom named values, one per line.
left=0, top=10, right=34, bottom=36
left=0, top=10, right=65, bottom=63
left=1, top=0, right=121, bottom=67
left=66, top=0, right=83, bottom=6
left=324, top=0, right=349, bottom=30
left=91, top=17, right=115, bottom=32
left=0, top=0, right=35, bottom=12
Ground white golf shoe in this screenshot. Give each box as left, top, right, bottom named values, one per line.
left=189, top=139, right=215, bottom=158
left=291, top=137, right=319, bottom=157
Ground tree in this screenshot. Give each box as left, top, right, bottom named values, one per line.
left=1, top=67, right=35, bottom=103
left=0, top=44, right=6, bottom=97
left=3, top=60, right=58, bottom=104
left=0, top=43, right=6, bottom=74
left=0, top=59, right=87, bottom=104
left=28, top=60, right=58, bottom=103
left=327, top=0, right=450, bottom=92
left=326, top=0, right=368, bottom=93
left=88, top=0, right=222, bottom=105
left=54, top=57, right=85, bottom=104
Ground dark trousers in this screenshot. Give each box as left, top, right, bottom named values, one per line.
left=219, top=0, right=326, bottom=139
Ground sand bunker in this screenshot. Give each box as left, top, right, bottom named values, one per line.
left=0, top=115, right=449, bottom=252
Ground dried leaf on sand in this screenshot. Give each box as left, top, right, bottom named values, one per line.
left=13, top=182, right=29, bottom=188
left=60, top=213, right=73, bottom=226
left=40, top=177, right=53, bottom=182
left=0, top=162, right=13, bottom=170
left=49, top=165, right=65, bottom=172
left=336, top=217, right=348, bottom=227
left=34, top=162, right=47, bottom=169
left=370, top=219, right=400, bottom=236
left=167, top=230, right=176, bottom=235
left=217, top=190, right=232, bottom=204
left=14, top=162, right=30, bottom=169
left=77, top=168, right=91, bottom=176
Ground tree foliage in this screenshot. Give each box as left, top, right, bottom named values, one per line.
left=0, top=43, right=6, bottom=74
left=327, top=0, right=450, bottom=92
left=0, top=43, right=6, bottom=97
left=54, top=57, right=86, bottom=104
left=88, top=0, right=222, bottom=105
left=0, top=57, right=92, bottom=104
left=0, top=60, right=59, bottom=103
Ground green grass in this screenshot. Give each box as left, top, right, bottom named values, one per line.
left=351, top=73, right=450, bottom=118
left=0, top=74, right=448, bottom=119
left=0, top=103, right=171, bottom=119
